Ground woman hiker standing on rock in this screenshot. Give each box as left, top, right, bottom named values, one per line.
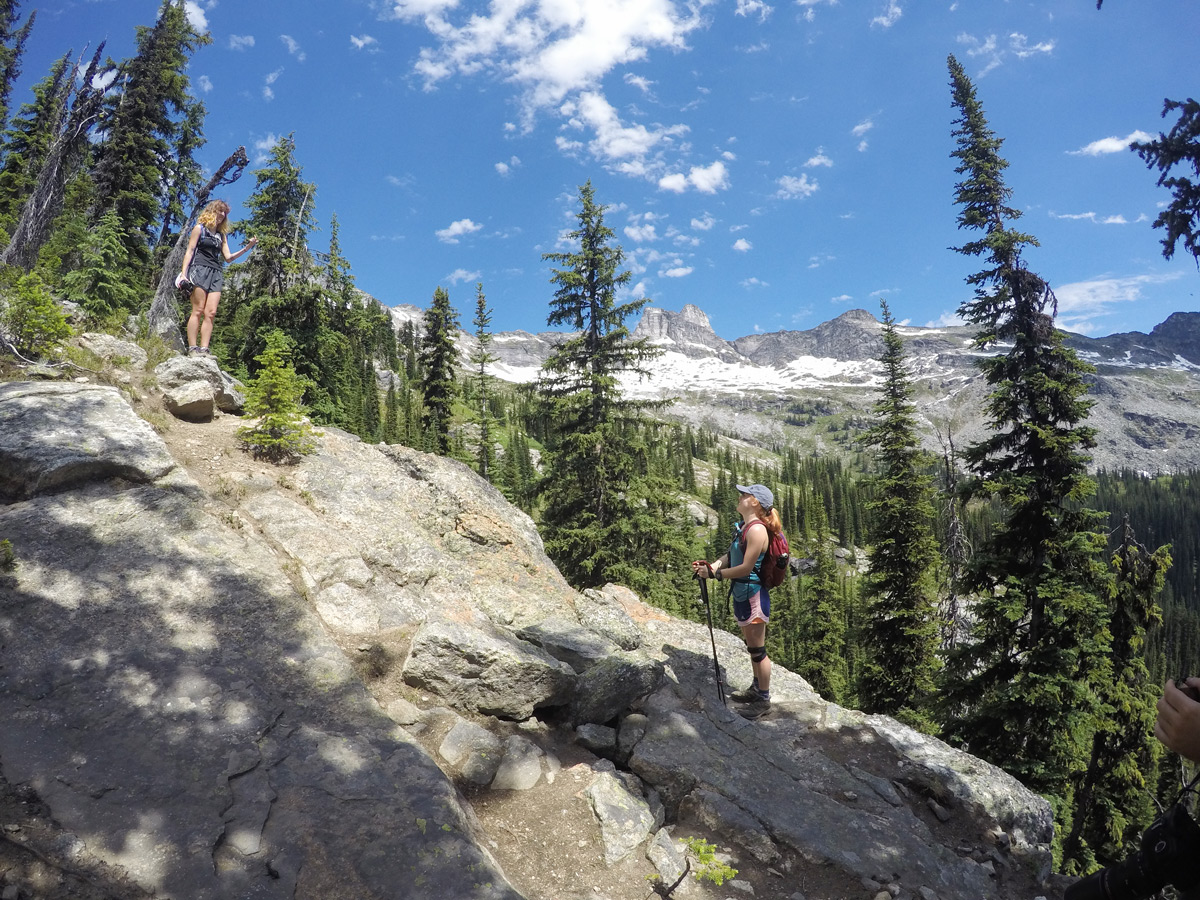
left=692, top=483, right=779, bottom=719
left=177, top=199, right=256, bottom=357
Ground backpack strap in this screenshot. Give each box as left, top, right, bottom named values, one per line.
left=733, top=520, right=769, bottom=585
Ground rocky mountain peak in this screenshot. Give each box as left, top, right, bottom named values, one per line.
left=632, top=304, right=747, bottom=363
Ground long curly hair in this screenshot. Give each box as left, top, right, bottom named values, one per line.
left=197, top=199, right=231, bottom=234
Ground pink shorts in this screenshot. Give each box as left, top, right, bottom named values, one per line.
left=733, top=589, right=770, bottom=625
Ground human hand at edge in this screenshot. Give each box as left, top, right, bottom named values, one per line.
left=1155, top=678, right=1200, bottom=764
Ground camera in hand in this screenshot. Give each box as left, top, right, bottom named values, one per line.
left=1065, top=802, right=1200, bottom=900
left=1179, top=678, right=1200, bottom=702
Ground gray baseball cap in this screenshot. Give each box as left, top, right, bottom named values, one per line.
left=735, top=483, right=774, bottom=512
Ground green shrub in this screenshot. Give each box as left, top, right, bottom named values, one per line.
left=0, top=270, right=71, bottom=358
left=237, top=330, right=318, bottom=463
left=684, top=837, right=737, bottom=886
left=0, top=539, right=16, bottom=573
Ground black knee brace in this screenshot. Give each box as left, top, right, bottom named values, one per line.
left=748, top=645, right=767, bottom=663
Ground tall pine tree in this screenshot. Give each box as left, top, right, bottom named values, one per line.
left=419, top=286, right=459, bottom=455
left=471, top=282, right=497, bottom=481
left=939, top=56, right=1113, bottom=845
left=857, top=300, right=941, bottom=724
left=90, top=0, right=208, bottom=268
left=535, top=180, right=694, bottom=607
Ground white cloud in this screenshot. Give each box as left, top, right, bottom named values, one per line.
left=281, top=35, right=306, bottom=61
left=560, top=91, right=688, bottom=171
left=252, top=133, right=282, bottom=164
left=658, top=161, right=729, bottom=194
left=735, top=0, right=773, bottom=21
left=831, top=293, right=853, bottom=303
left=742, top=276, right=769, bottom=289
left=229, top=35, right=255, bottom=51
left=775, top=174, right=818, bottom=199
left=852, top=119, right=873, bottom=138
left=1068, top=131, right=1154, bottom=156
left=393, top=0, right=705, bottom=115
left=495, top=156, right=521, bottom=175
left=870, top=1, right=902, bottom=28
left=804, top=149, right=833, bottom=167
left=1009, top=32, right=1054, bottom=59
left=658, top=174, right=686, bottom=192
left=958, top=31, right=1053, bottom=77
left=732, top=238, right=752, bottom=252
left=1051, top=211, right=1131, bottom=225
left=446, top=268, right=481, bottom=285
left=1053, top=273, right=1183, bottom=333
left=436, top=218, right=484, bottom=243
left=351, top=35, right=379, bottom=50
left=691, top=213, right=716, bottom=231
left=689, top=160, right=730, bottom=193
left=184, top=1, right=208, bottom=32
left=662, top=265, right=693, bottom=277
left=625, top=223, right=659, bottom=242
left=624, top=73, right=654, bottom=94
left=197, top=74, right=213, bottom=93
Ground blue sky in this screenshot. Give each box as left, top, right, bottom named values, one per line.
left=23, top=0, right=1200, bottom=339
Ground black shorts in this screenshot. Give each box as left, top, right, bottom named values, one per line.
left=189, top=264, right=224, bottom=293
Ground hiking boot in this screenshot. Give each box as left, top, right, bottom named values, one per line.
left=736, top=696, right=772, bottom=720
left=729, top=684, right=762, bottom=703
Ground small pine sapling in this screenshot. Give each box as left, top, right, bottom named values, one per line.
left=237, top=330, right=318, bottom=463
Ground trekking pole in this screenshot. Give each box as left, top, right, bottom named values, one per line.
left=697, top=574, right=726, bottom=707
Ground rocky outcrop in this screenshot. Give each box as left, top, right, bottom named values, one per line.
left=633, top=304, right=748, bottom=363
left=154, top=355, right=245, bottom=419
left=0, top=378, right=1058, bottom=900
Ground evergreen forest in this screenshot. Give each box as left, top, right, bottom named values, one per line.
left=2, top=0, right=1200, bottom=880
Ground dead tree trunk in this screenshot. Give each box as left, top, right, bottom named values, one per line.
left=146, top=146, right=249, bottom=350
left=0, top=45, right=107, bottom=271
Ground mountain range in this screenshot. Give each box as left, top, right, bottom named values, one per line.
left=384, top=301, right=1200, bottom=474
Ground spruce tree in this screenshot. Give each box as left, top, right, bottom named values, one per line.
left=419, top=286, right=459, bottom=455
left=471, top=282, right=497, bottom=480
left=857, top=300, right=941, bottom=723
left=60, top=208, right=142, bottom=318
left=90, top=0, right=208, bottom=267
left=1131, top=99, right=1200, bottom=267
left=0, top=1, right=35, bottom=137
left=940, top=55, right=1113, bottom=832
left=1062, top=520, right=1170, bottom=874
left=239, top=133, right=316, bottom=298
left=0, top=49, right=63, bottom=238
left=796, top=505, right=847, bottom=703
left=535, top=180, right=694, bottom=604
left=237, top=330, right=317, bottom=463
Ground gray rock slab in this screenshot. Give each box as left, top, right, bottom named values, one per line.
left=78, top=332, right=148, bottom=369
left=517, top=616, right=620, bottom=671
left=576, top=585, right=643, bottom=650
left=627, top=686, right=1000, bottom=899
left=569, top=650, right=664, bottom=726
left=0, top=484, right=524, bottom=900
left=440, top=719, right=505, bottom=786
left=585, top=770, right=656, bottom=866
left=163, top=379, right=215, bottom=421
left=576, top=723, right=618, bottom=756
left=0, top=382, right=190, bottom=502
left=491, top=735, right=544, bottom=791
left=402, top=618, right=576, bottom=720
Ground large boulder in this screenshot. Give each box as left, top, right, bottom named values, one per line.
left=154, top=355, right=244, bottom=415
left=0, top=381, right=191, bottom=502
left=401, top=618, right=576, bottom=720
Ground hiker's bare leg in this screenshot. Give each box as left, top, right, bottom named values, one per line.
left=740, top=621, right=770, bottom=692
left=199, top=290, right=221, bottom=349
left=187, top=287, right=205, bottom=347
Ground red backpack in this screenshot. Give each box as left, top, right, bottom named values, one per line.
left=741, top=521, right=792, bottom=590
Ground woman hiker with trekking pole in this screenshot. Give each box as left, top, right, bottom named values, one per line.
left=692, top=483, right=779, bottom=720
